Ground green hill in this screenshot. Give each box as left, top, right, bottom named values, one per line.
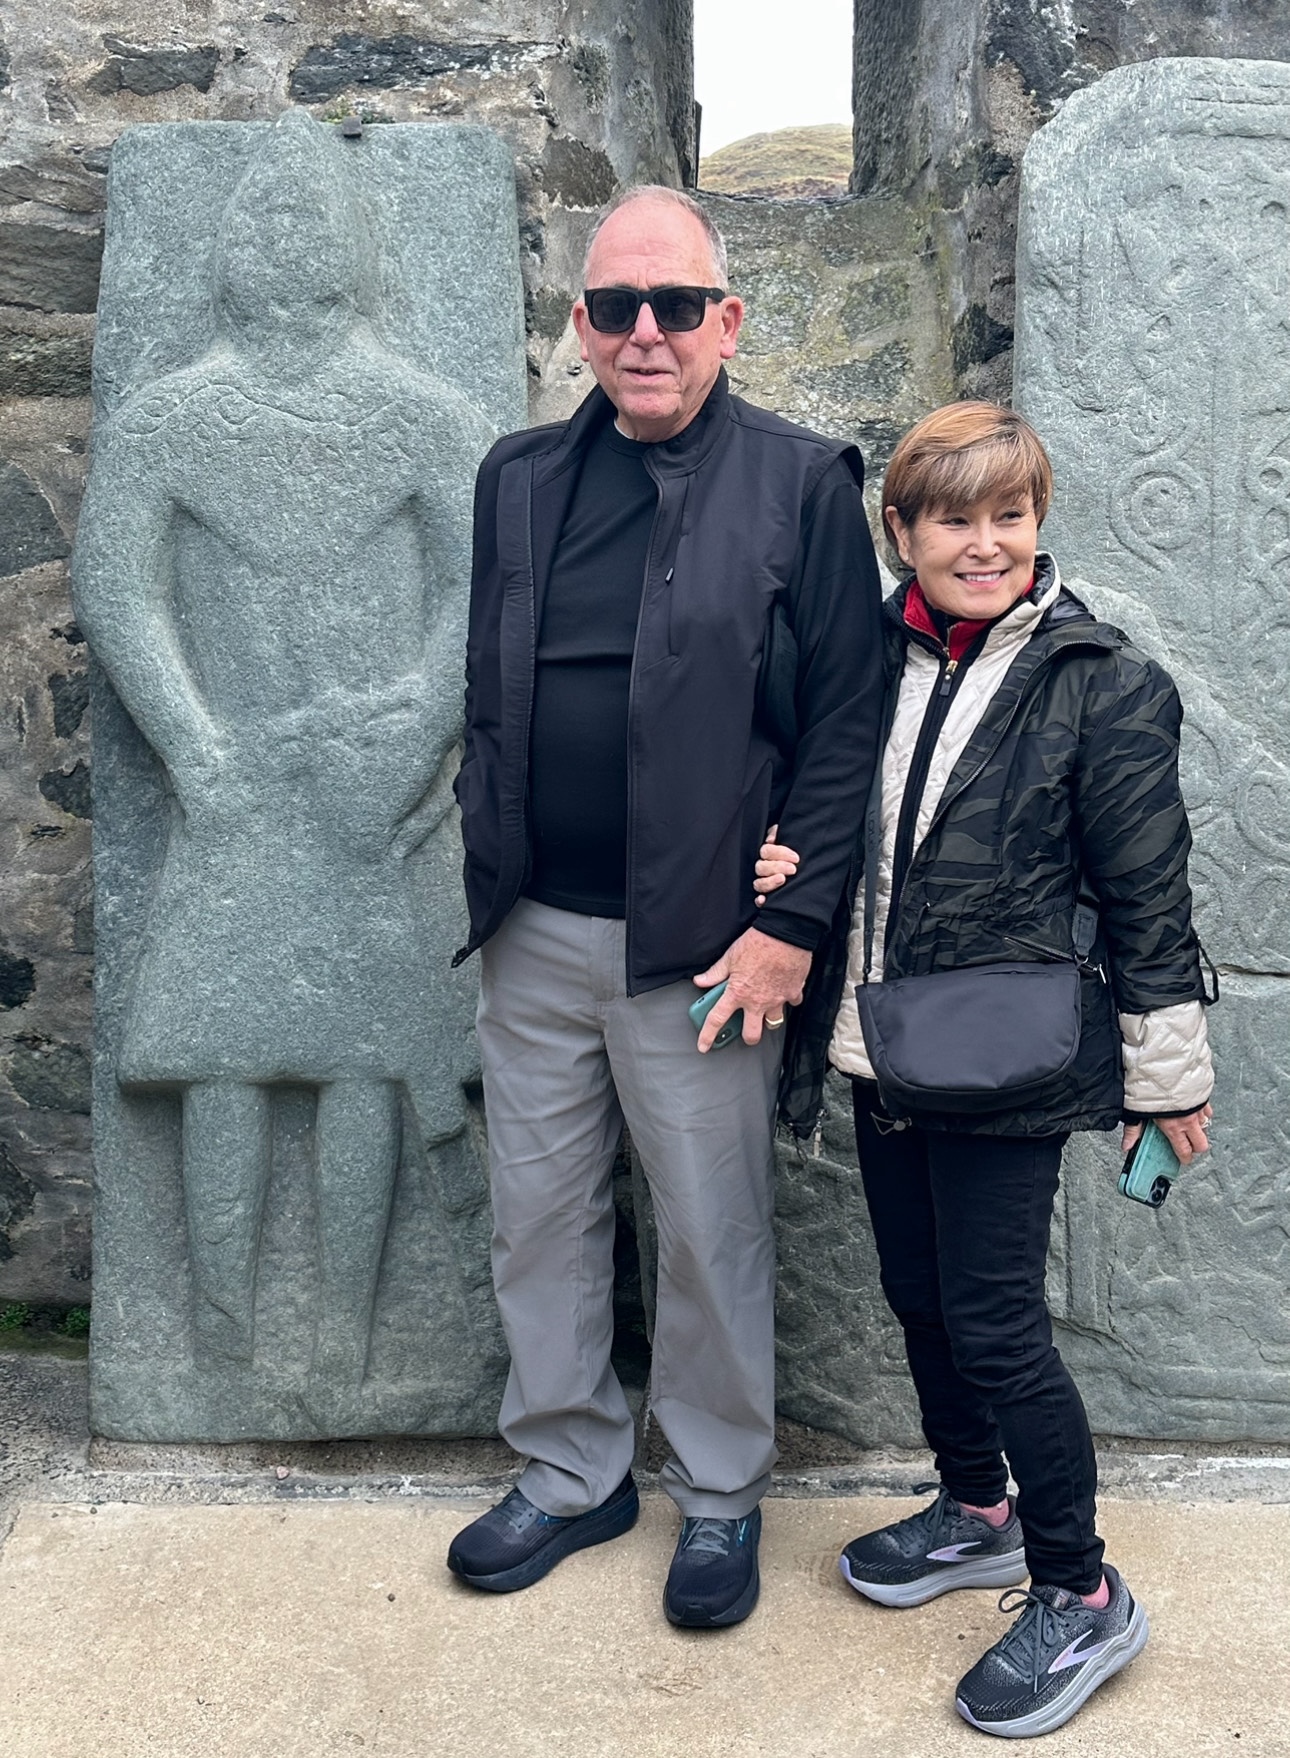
left=699, top=123, right=852, bottom=200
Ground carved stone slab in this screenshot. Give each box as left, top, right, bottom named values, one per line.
left=1015, top=60, right=1290, bottom=1439
left=75, top=113, right=526, bottom=1440
left=1051, top=979, right=1290, bottom=1437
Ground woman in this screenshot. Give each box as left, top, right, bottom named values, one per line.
left=760, top=402, right=1213, bottom=1740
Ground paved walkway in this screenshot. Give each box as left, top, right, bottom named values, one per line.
left=2, top=1490, right=1287, bottom=1758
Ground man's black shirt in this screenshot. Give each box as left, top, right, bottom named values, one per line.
left=523, top=422, right=655, bottom=917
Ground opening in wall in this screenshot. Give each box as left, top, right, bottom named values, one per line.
left=693, top=0, right=853, bottom=199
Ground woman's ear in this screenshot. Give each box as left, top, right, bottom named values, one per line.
left=885, top=506, right=915, bottom=571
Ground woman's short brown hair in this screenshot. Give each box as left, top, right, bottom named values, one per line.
left=881, top=402, right=1053, bottom=551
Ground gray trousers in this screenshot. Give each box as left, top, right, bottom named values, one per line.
left=476, top=898, right=781, bottom=1519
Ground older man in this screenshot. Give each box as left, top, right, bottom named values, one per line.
left=447, top=186, right=882, bottom=1626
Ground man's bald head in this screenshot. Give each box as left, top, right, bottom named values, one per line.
left=582, top=186, right=728, bottom=288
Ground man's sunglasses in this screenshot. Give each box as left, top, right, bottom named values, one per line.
left=582, top=284, right=727, bottom=334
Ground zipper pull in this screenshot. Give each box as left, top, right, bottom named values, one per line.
left=938, top=657, right=958, bottom=697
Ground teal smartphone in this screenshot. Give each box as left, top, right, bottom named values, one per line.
left=688, top=979, right=744, bottom=1051
left=1118, top=1119, right=1182, bottom=1207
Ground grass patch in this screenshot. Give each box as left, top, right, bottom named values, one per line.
left=699, top=124, right=852, bottom=199
left=0, top=1301, right=90, bottom=1357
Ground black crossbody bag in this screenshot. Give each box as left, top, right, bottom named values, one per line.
left=855, top=849, right=1098, bottom=1116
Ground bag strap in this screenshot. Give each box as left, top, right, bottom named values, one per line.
left=1073, top=871, right=1099, bottom=964
left=860, top=753, right=885, bottom=985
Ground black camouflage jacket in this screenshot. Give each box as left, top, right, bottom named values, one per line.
left=779, top=569, right=1208, bottom=1138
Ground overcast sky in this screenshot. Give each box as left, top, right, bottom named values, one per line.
left=694, top=0, right=853, bottom=156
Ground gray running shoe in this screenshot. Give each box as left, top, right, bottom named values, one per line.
left=955, top=1563, right=1149, bottom=1738
left=839, top=1484, right=1027, bottom=1608
left=664, top=1507, right=762, bottom=1628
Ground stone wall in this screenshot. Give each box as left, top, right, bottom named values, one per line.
left=708, top=192, right=952, bottom=515
left=853, top=0, right=1290, bottom=400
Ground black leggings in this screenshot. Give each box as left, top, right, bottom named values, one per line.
left=852, top=1080, right=1103, bottom=1593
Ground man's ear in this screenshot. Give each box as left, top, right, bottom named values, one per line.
left=572, top=298, right=591, bottom=363
left=718, top=296, right=743, bottom=361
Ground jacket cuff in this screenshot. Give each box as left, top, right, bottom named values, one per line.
left=1119, top=1001, right=1213, bottom=1114
left=1122, top=1100, right=1213, bottom=1122
left=751, top=908, right=823, bottom=953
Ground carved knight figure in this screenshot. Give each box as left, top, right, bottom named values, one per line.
left=74, top=111, right=494, bottom=1414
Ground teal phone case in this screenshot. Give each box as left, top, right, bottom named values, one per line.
left=1118, top=1119, right=1182, bottom=1207
left=688, top=979, right=744, bottom=1050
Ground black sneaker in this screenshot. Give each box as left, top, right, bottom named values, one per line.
left=446, top=1472, right=639, bottom=1592
left=955, top=1563, right=1149, bottom=1738
left=839, top=1484, right=1027, bottom=1608
left=663, top=1506, right=762, bottom=1628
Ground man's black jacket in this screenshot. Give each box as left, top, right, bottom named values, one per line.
left=453, top=370, right=884, bottom=994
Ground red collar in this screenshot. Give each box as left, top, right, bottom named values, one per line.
left=903, top=578, right=1035, bottom=664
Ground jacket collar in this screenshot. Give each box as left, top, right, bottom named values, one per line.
left=980, top=554, right=1063, bottom=650
left=532, top=368, right=734, bottom=486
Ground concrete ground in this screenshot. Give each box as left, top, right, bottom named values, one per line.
left=3, top=1346, right=1290, bottom=1758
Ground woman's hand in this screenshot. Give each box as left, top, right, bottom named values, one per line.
left=754, top=824, right=801, bottom=906
left=1121, top=1104, right=1213, bottom=1165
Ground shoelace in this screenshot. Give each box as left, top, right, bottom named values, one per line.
left=994, top=1587, right=1082, bottom=1690
left=889, top=1482, right=959, bottom=1557
left=679, top=1517, right=736, bottom=1557
left=498, top=1490, right=559, bottom=1536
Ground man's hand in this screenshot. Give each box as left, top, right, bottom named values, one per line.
left=1121, top=1104, right=1213, bottom=1165
left=693, top=927, right=812, bottom=1052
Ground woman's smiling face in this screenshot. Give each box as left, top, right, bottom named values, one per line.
left=887, top=492, right=1039, bottom=622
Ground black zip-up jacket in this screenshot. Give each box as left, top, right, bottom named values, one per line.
left=779, top=570, right=1209, bottom=1137
left=453, top=371, right=884, bottom=993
